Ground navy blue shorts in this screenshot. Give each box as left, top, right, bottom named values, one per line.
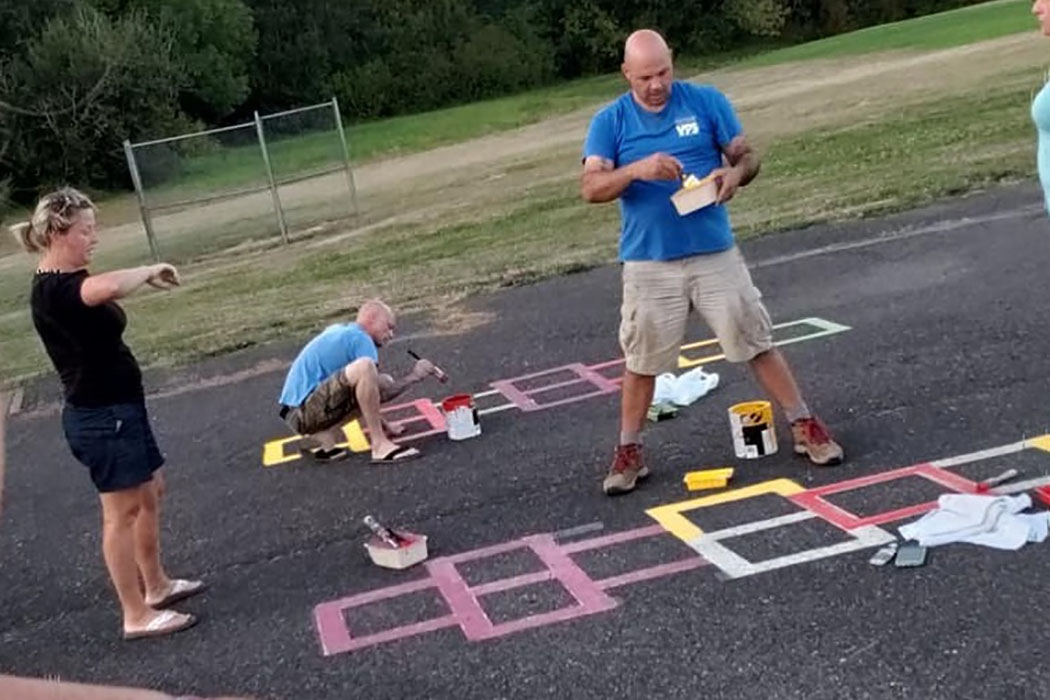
left=62, top=402, right=164, bottom=493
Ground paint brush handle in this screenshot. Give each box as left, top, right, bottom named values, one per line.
left=407, top=349, right=449, bottom=382
left=363, top=515, right=403, bottom=548
left=983, top=469, right=1019, bottom=488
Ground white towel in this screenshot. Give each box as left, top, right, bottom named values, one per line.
left=898, top=493, right=1050, bottom=551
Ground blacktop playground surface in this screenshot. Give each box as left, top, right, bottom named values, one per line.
left=5, top=184, right=1050, bottom=699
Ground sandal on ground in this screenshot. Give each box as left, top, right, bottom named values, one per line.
left=123, top=609, right=198, bottom=641
left=300, top=446, right=350, bottom=462
left=370, top=446, right=421, bottom=464
left=147, top=578, right=207, bottom=609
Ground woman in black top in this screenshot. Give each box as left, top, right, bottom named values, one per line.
left=14, top=187, right=204, bottom=640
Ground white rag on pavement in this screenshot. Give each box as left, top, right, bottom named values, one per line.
left=898, top=493, right=1050, bottom=550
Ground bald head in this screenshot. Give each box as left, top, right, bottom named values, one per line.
left=624, top=29, right=670, bottom=64
left=622, top=29, right=673, bottom=111
left=356, top=299, right=396, bottom=345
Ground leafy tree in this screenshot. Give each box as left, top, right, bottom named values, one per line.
left=0, top=4, right=188, bottom=197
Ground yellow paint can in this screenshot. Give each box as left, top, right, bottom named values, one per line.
left=728, top=400, right=777, bottom=459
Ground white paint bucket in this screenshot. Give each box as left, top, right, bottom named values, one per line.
left=441, top=394, right=481, bottom=441
left=728, top=400, right=777, bottom=459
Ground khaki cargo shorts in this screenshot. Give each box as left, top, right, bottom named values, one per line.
left=282, top=370, right=358, bottom=436
left=619, top=246, right=774, bottom=375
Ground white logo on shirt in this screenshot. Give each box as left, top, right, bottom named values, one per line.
left=675, top=118, right=699, bottom=137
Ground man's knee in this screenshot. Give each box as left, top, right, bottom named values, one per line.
left=343, top=357, right=378, bottom=384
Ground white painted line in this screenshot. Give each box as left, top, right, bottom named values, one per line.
left=929, top=441, right=1029, bottom=469
left=689, top=524, right=895, bottom=579
left=478, top=403, right=517, bottom=416
left=687, top=538, right=755, bottom=578
left=774, top=328, right=850, bottom=351
left=473, top=389, right=501, bottom=400
left=794, top=317, right=852, bottom=334
left=704, top=511, right=815, bottom=539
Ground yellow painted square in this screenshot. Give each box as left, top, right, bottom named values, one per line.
left=1026, top=435, right=1050, bottom=453
left=646, top=479, right=805, bottom=543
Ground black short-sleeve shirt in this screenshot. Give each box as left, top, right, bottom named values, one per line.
left=31, top=270, right=144, bottom=407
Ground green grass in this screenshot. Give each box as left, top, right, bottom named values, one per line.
left=747, top=0, right=1032, bottom=66
left=130, top=49, right=771, bottom=206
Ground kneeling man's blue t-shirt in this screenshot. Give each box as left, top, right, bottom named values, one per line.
left=583, top=81, right=742, bottom=262
left=279, top=323, right=378, bottom=407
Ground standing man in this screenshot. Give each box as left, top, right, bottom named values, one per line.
left=581, top=29, right=844, bottom=496
left=278, top=299, right=439, bottom=463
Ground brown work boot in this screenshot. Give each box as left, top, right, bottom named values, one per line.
left=792, top=416, right=844, bottom=466
left=602, top=443, right=650, bottom=495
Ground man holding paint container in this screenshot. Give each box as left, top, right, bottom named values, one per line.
left=581, top=29, right=844, bottom=496
left=277, top=299, right=445, bottom=463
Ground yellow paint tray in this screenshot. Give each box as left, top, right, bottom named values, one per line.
left=683, top=467, right=735, bottom=491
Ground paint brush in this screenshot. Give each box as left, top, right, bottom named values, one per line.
left=363, top=515, right=405, bottom=549
left=407, top=349, right=448, bottom=382
left=976, top=468, right=1020, bottom=493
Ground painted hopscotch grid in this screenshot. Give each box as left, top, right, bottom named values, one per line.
left=314, top=524, right=702, bottom=656
left=313, top=435, right=1050, bottom=656
left=647, top=436, right=1050, bottom=580
left=264, top=317, right=850, bottom=465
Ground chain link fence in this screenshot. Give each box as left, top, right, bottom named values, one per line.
left=123, top=98, right=357, bottom=263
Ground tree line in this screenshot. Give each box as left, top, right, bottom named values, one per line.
left=0, top=0, right=983, bottom=204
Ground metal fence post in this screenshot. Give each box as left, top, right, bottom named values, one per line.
left=123, top=139, right=161, bottom=262
left=331, top=97, right=359, bottom=215
left=255, top=110, right=289, bottom=244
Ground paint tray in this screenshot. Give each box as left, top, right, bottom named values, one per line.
left=364, top=532, right=429, bottom=570
left=671, top=177, right=718, bottom=216
left=683, top=467, right=734, bottom=491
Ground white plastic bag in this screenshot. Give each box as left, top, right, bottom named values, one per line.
left=671, top=366, right=719, bottom=406
left=653, top=373, right=678, bottom=404
left=650, top=367, right=720, bottom=407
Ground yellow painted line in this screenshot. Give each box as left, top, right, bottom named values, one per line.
left=677, top=349, right=726, bottom=369
left=677, top=317, right=852, bottom=369
left=262, top=436, right=305, bottom=467
left=261, top=419, right=371, bottom=466
left=344, top=420, right=370, bottom=453
left=1025, top=435, right=1050, bottom=453
left=646, top=479, right=805, bottom=543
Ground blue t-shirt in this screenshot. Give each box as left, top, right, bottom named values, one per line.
left=583, top=81, right=743, bottom=261
left=279, top=323, right=378, bottom=406
left=1033, top=79, right=1050, bottom=216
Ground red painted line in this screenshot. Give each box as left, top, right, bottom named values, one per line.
left=489, top=377, right=539, bottom=411
left=320, top=615, right=460, bottom=656
left=787, top=491, right=864, bottom=531
left=441, top=537, right=535, bottom=565
left=916, top=464, right=980, bottom=493
left=525, top=534, right=618, bottom=613
left=596, top=557, right=707, bottom=590
left=491, top=363, right=620, bottom=413
left=427, top=559, right=495, bottom=640
left=789, top=463, right=983, bottom=531
left=413, top=398, right=447, bottom=432
left=313, top=577, right=441, bottom=656
left=469, top=534, right=617, bottom=640
left=800, top=464, right=928, bottom=496
left=470, top=570, right=554, bottom=597
left=561, top=524, right=666, bottom=554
